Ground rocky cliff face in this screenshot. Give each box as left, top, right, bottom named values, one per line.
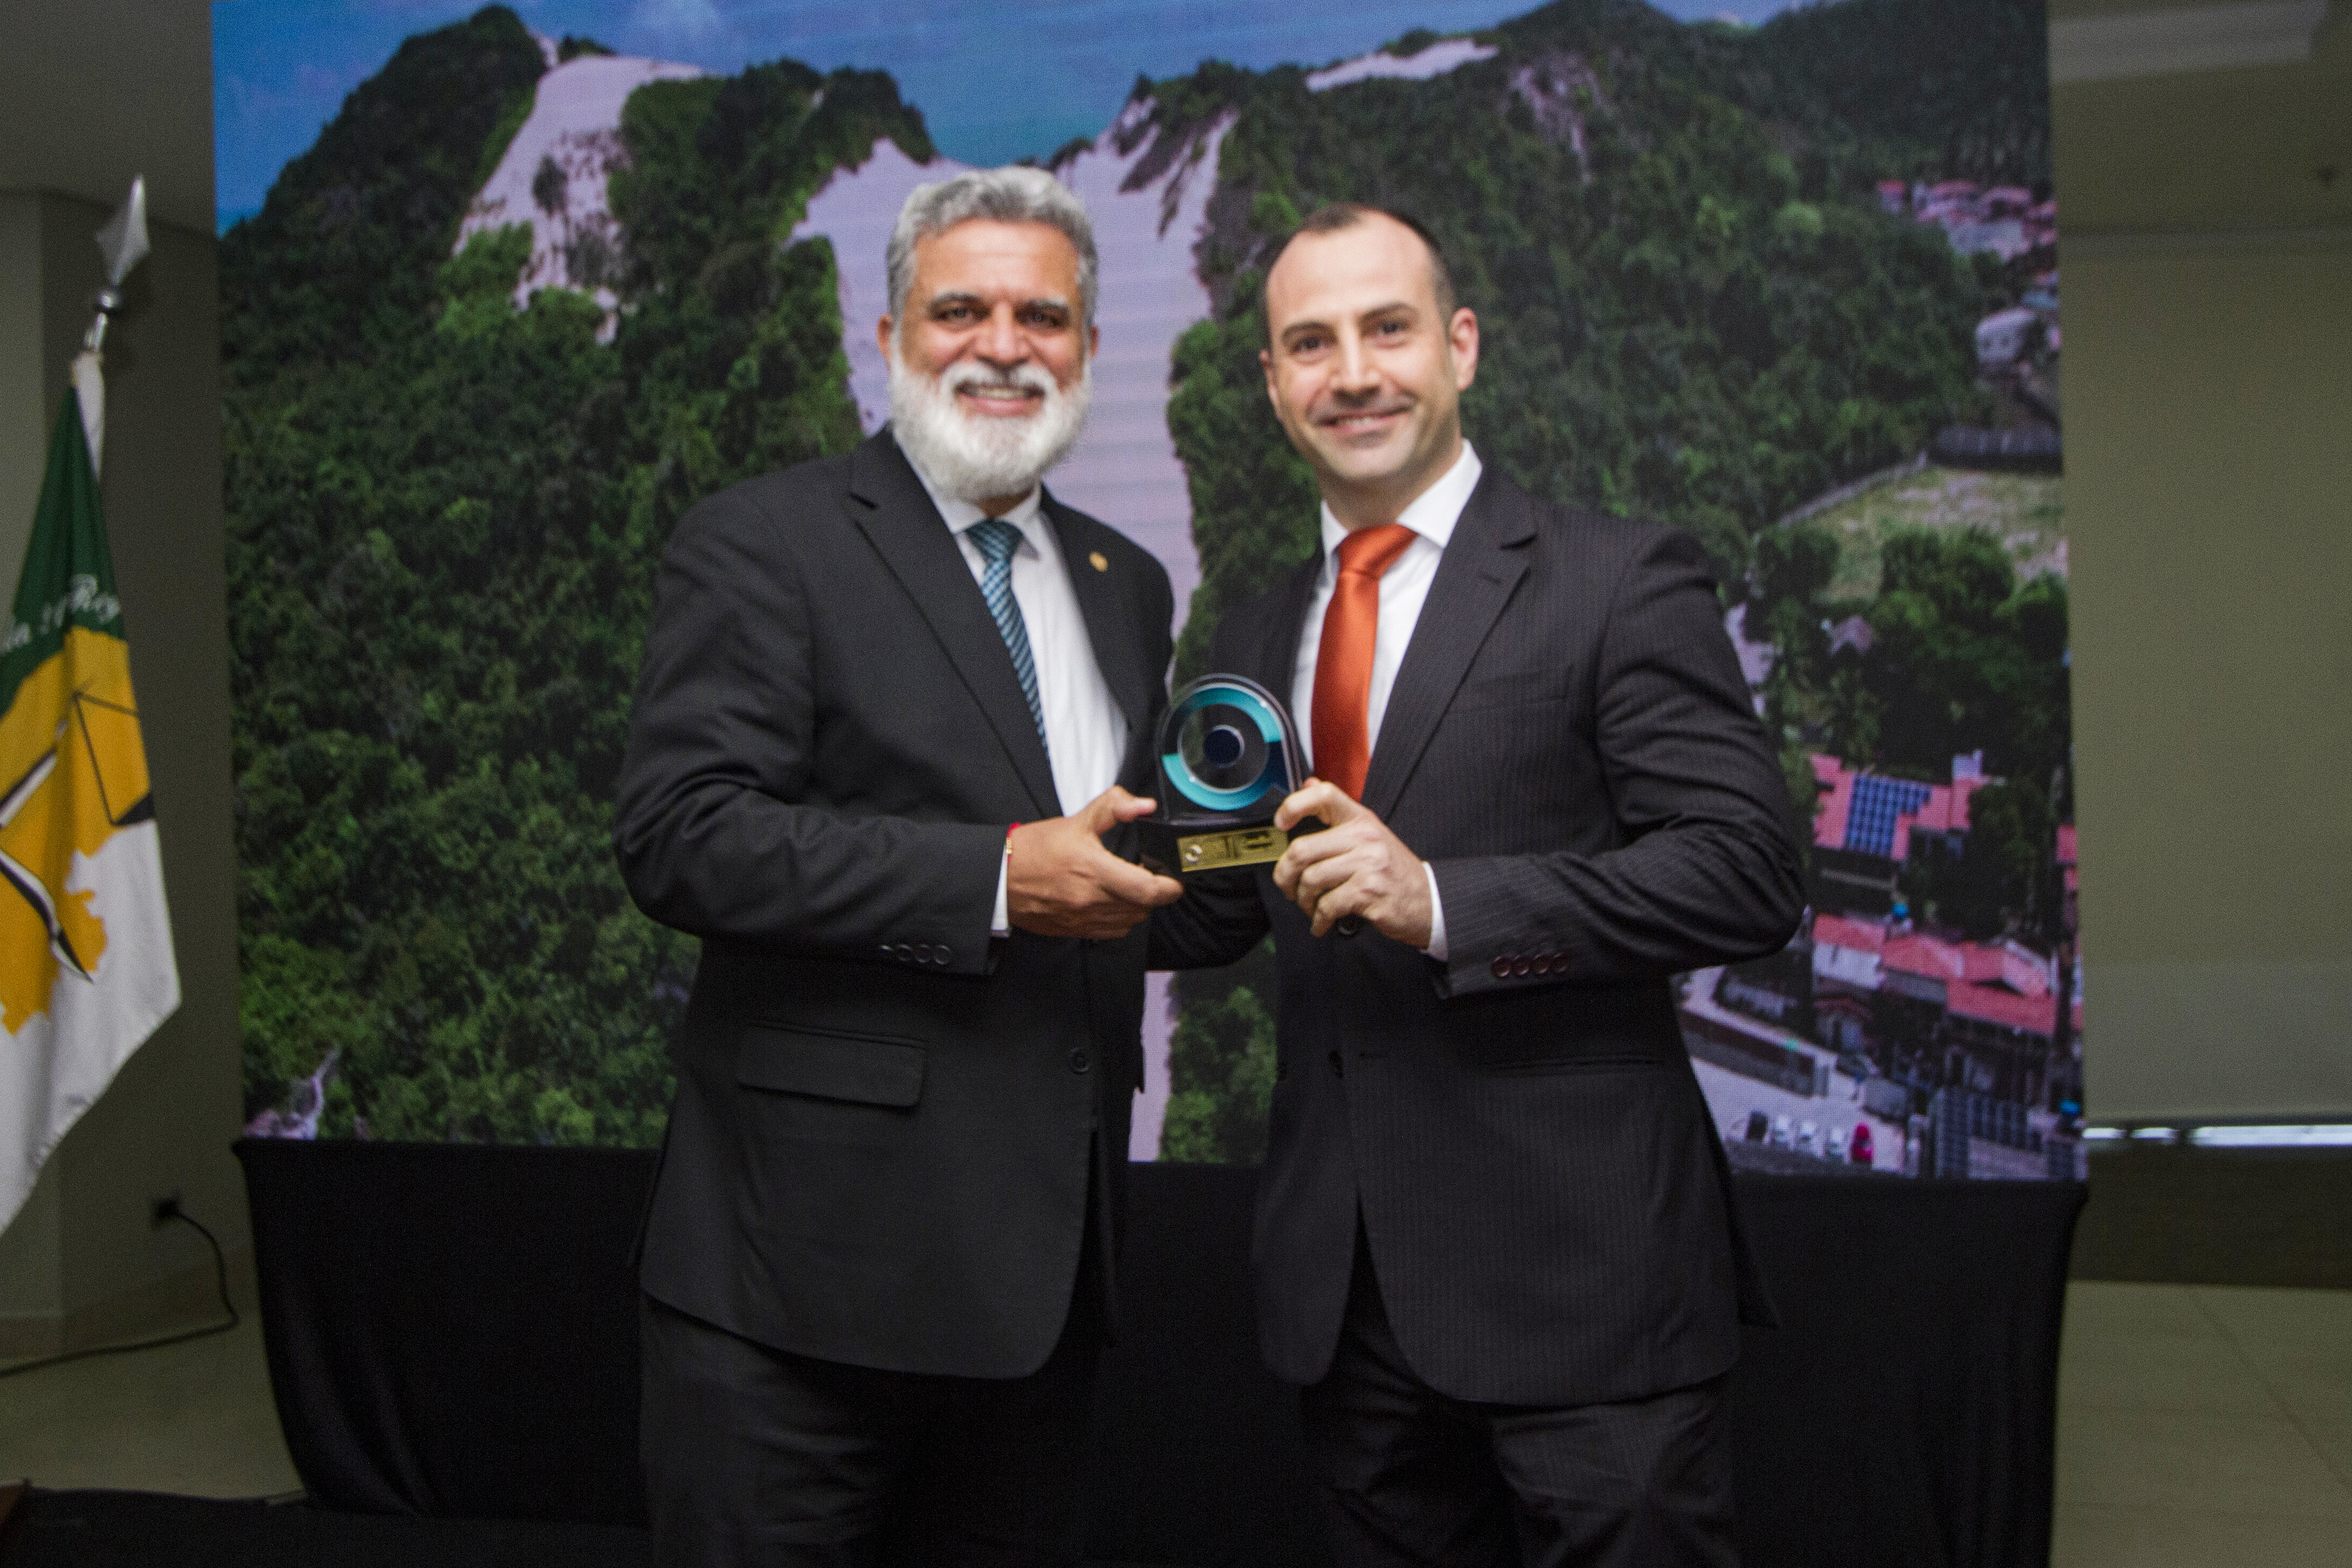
left=456, top=49, right=705, bottom=330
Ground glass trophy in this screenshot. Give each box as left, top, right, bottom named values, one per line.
left=1135, top=674, right=1317, bottom=875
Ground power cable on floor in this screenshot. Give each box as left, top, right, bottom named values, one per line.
left=0, top=1201, right=240, bottom=1382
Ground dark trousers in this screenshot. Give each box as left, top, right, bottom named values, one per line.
left=640, top=1255, right=1104, bottom=1567
left=1301, top=1238, right=1738, bottom=1568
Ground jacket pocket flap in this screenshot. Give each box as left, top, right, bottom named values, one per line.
left=1451, top=666, right=1576, bottom=712
left=736, top=1025, right=925, bottom=1107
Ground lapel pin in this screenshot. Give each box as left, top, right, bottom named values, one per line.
left=1089, top=551, right=1109, bottom=573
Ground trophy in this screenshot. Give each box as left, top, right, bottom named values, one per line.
left=1135, top=675, right=1317, bottom=875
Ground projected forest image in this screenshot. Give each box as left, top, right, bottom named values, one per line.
left=224, top=0, right=2077, bottom=1178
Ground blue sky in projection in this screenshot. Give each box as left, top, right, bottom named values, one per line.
left=212, top=0, right=1810, bottom=229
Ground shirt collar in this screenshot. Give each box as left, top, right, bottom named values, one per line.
left=906, top=452, right=1049, bottom=550
left=1317, top=441, right=1483, bottom=565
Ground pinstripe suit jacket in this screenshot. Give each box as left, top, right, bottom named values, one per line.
left=1150, top=467, right=1805, bottom=1406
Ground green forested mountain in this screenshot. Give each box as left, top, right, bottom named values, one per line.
left=226, top=1, right=2058, bottom=1150
left=221, top=7, right=548, bottom=379
left=1161, top=0, right=2013, bottom=678
left=1733, top=0, right=2053, bottom=189
left=226, top=6, right=929, bottom=1141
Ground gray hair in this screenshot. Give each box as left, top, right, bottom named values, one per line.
left=885, top=166, right=1099, bottom=332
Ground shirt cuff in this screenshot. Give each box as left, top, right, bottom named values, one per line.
left=993, top=848, right=1012, bottom=937
left=1420, top=862, right=1448, bottom=962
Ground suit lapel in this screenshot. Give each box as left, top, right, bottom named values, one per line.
left=845, top=432, right=1059, bottom=817
left=1360, top=472, right=1534, bottom=818
left=1260, top=553, right=1324, bottom=734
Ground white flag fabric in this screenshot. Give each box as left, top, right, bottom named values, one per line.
left=0, top=388, right=180, bottom=1231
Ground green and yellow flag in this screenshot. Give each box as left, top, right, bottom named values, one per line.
left=0, top=392, right=178, bottom=1229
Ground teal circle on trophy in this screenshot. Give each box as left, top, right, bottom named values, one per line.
left=1137, top=675, right=1314, bottom=875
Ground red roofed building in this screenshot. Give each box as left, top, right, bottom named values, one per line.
left=1810, top=912, right=1886, bottom=991
left=1879, top=932, right=2050, bottom=1003
left=1880, top=931, right=1965, bottom=1004
left=1777, top=839, right=2080, bottom=1137
left=1938, top=936, right=2063, bottom=1102
left=1808, top=752, right=1991, bottom=863
left=1896, top=769, right=1989, bottom=860
left=1946, top=974, right=2065, bottom=1105
left=1810, top=752, right=1855, bottom=849
left=1810, top=914, right=1885, bottom=954
left=1949, top=981, right=2057, bottom=1035
left=1808, top=912, right=2065, bottom=1104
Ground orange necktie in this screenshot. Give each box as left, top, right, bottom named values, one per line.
left=1311, top=523, right=1418, bottom=800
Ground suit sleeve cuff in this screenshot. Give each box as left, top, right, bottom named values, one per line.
left=1420, top=861, right=1448, bottom=962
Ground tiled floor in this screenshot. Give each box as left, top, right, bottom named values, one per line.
left=3, top=1282, right=2348, bottom=1563
left=0, top=1297, right=299, bottom=1500
left=2053, top=1282, right=2352, bottom=1567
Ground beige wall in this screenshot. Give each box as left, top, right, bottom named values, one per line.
left=0, top=198, right=45, bottom=547
left=0, top=0, right=214, bottom=235
left=2053, top=4, right=2352, bottom=1121
left=2063, top=235, right=2352, bottom=1119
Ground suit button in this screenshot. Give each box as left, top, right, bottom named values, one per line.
left=1335, top=914, right=1364, bottom=937
left=1513, top=955, right=1533, bottom=977
left=1069, top=1049, right=1091, bottom=1074
left=913, top=942, right=932, bottom=964
left=1491, top=955, right=1512, bottom=980
left=934, top=944, right=952, bottom=965
left=1327, top=1049, right=1344, bottom=1078
left=895, top=943, right=913, bottom=963
left=1531, top=954, right=1551, bottom=976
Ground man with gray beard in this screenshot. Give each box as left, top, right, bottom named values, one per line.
left=616, top=166, right=1183, bottom=1567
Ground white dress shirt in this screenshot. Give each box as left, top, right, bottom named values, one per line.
left=908, top=462, right=1129, bottom=935
left=1289, top=442, right=1484, bottom=960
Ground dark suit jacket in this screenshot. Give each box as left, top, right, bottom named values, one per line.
left=1150, top=468, right=1805, bottom=1407
left=614, top=429, right=1173, bottom=1379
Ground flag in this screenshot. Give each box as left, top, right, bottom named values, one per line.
left=0, top=391, right=179, bottom=1230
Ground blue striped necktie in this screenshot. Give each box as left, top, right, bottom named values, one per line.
left=966, top=518, right=1047, bottom=752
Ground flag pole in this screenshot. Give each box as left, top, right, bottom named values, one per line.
left=74, top=176, right=149, bottom=477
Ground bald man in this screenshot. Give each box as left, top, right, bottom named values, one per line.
left=1151, top=204, right=1805, bottom=1567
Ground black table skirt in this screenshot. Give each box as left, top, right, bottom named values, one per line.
left=236, top=1141, right=2082, bottom=1568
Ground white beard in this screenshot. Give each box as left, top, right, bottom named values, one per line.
left=887, top=344, right=1092, bottom=505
